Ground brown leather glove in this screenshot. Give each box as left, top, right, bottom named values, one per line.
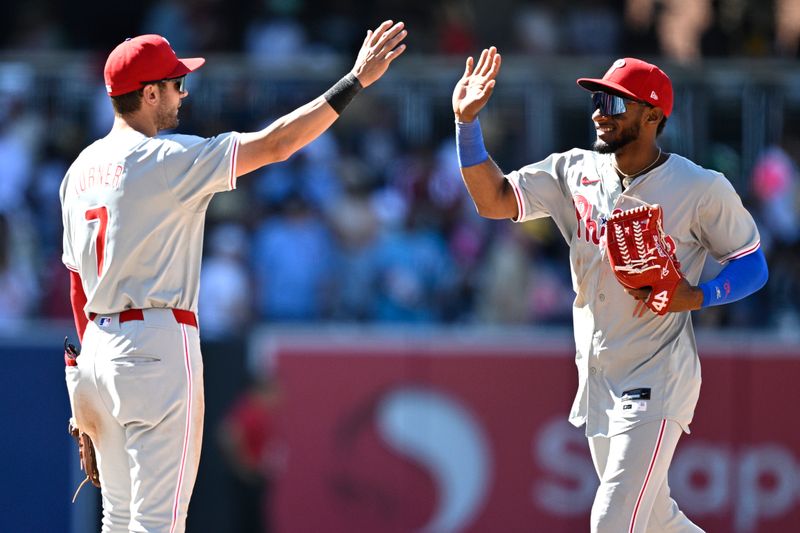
left=68, top=420, right=100, bottom=501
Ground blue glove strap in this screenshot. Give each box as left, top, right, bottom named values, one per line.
left=456, top=118, right=489, bottom=168
left=699, top=248, right=768, bottom=308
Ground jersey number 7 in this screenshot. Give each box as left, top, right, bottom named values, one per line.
left=85, top=206, right=109, bottom=277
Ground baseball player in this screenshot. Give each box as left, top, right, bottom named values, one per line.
left=452, top=48, right=768, bottom=532
left=61, top=24, right=406, bottom=532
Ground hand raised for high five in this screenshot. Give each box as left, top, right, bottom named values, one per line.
left=350, top=20, right=408, bottom=88
left=452, top=47, right=502, bottom=123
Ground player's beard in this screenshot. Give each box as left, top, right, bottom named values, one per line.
left=592, top=120, right=640, bottom=154
left=155, top=101, right=180, bottom=131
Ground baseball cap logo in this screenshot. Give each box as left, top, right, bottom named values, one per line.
left=605, top=58, right=626, bottom=76
left=650, top=90, right=659, bottom=100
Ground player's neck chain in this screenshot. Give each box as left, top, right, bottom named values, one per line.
left=614, top=148, right=662, bottom=188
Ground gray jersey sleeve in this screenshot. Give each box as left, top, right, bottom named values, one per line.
left=696, top=173, right=761, bottom=262
left=505, top=152, right=571, bottom=222
left=158, top=132, right=240, bottom=211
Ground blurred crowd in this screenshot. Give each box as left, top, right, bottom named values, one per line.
left=0, top=0, right=798, bottom=340
left=3, top=0, right=800, bottom=60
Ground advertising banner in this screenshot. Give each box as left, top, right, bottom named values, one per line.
left=258, top=329, right=800, bottom=533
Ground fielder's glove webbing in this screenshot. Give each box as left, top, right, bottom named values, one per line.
left=606, top=203, right=683, bottom=315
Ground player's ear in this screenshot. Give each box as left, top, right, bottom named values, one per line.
left=141, top=83, right=160, bottom=106
left=646, top=107, right=664, bottom=124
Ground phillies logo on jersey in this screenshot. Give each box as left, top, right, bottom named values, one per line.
left=573, top=194, right=606, bottom=246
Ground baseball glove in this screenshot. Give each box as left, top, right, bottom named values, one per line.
left=65, top=337, right=101, bottom=502
left=606, top=203, right=683, bottom=315
left=69, top=419, right=100, bottom=502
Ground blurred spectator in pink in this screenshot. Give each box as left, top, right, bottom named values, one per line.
left=751, top=143, right=799, bottom=247
left=750, top=139, right=800, bottom=334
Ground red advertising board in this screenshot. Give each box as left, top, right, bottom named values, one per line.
left=255, top=328, right=800, bottom=533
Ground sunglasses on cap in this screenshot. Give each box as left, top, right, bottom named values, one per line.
left=143, top=75, right=186, bottom=93
left=591, top=92, right=645, bottom=116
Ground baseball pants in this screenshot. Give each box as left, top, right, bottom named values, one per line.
left=65, top=308, right=204, bottom=533
left=589, top=419, right=704, bottom=533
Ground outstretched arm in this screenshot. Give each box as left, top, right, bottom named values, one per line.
left=452, top=47, right=517, bottom=220
left=235, top=20, right=407, bottom=177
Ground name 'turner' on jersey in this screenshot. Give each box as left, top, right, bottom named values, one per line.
left=72, top=162, right=126, bottom=196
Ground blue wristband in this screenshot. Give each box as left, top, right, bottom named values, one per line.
left=456, top=118, right=489, bottom=168
left=699, top=248, right=768, bottom=308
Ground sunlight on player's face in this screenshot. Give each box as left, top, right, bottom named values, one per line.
left=155, top=83, right=182, bottom=131
left=591, top=106, right=644, bottom=154
left=592, top=121, right=641, bottom=154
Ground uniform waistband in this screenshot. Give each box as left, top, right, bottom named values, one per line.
left=89, top=308, right=198, bottom=328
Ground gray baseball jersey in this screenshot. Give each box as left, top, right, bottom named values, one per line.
left=506, top=149, right=760, bottom=437
left=61, top=128, right=239, bottom=531
left=60, top=129, right=240, bottom=316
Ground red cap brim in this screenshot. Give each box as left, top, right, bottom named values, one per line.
left=576, top=77, right=639, bottom=101
left=166, top=57, right=205, bottom=79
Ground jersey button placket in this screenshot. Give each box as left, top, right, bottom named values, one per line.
left=587, top=330, right=604, bottom=434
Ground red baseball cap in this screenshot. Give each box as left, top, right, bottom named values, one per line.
left=104, top=35, right=205, bottom=96
left=577, top=58, right=673, bottom=117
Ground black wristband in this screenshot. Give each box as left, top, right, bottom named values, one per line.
left=323, top=73, right=363, bottom=115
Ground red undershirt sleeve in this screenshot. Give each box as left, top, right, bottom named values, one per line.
left=69, top=270, right=89, bottom=342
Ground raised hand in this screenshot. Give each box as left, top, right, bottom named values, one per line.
left=351, top=20, right=407, bottom=88
left=452, top=47, right=502, bottom=123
